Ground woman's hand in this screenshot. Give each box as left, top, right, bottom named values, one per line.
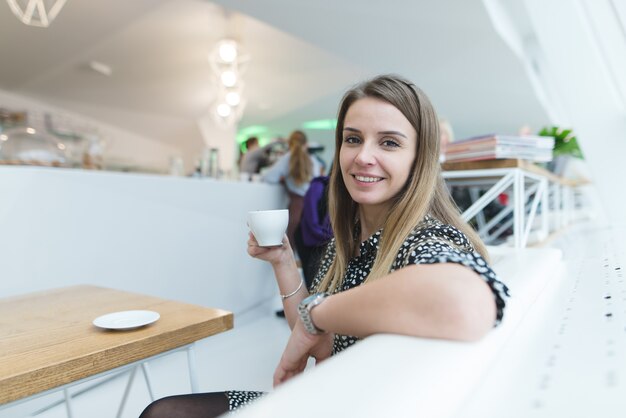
left=247, top=232, right=293, bottom=266
left=273, top=320, right=333, bottom=387
left=247, top=231, right=305, bottom=329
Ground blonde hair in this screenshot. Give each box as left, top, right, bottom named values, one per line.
left=288, top=130, right=313, bottom=186
left=317, top=75, right=489, bottom=294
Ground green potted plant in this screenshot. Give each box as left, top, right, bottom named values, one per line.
left=538, top=126, right=584, bottom=174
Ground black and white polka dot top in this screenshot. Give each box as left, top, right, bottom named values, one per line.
left=310, top=215, right=510, bottom=355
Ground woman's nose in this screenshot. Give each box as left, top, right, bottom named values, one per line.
left=354, top=144, right=376, bottom=166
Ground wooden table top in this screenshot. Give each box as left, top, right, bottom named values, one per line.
left=0, top=285, right=233, bottom=405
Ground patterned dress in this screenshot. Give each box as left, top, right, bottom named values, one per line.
left=226, top=215, right=510, bottom=410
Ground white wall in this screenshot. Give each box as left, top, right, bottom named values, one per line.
left=0, top=166, right=288, bottom=315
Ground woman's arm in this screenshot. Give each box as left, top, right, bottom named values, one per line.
left=311, top=263, right=497, bottom=342
left=273, top=262, right=497, bottom=385
left=247, top=233, right=309, bottom=329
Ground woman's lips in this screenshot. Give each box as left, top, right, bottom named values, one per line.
left=353, top=174, right=383, bottom=183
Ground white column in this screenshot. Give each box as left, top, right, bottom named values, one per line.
left=196, top=114, right=238, bottom=173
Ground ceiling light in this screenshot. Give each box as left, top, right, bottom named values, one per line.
left=302, top=119, right=338, bottom=130
left=216, top=104, right=232, bottom=118
left=217, top=39, right=238, bottom=63
left=6, top=0, right=67, bottom=28
left=220, top=71, right=237, bottom=87
left=208, top=38, right=250, bottom=127
left=225, top=91, right=240, bottom=107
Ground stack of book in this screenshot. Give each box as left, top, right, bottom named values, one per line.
left=443, top=134, right=555, bottom=163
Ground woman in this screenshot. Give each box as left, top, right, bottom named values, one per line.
left=262, top=130, right=322, bottom=246
left=139, top=74, right=509, bottom=417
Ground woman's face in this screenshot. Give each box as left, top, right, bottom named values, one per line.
left=339, top=97, right=417, bottom=215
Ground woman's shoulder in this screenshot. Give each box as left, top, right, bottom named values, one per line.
left=261, top=152, right=290, bottom=181
left=389, top=216, right=476, bottom=266
left=392, top=216, right=486, bottom=276
left=405, top=215, right=472, bottom=249
left=277, top=151, right=292, bottom=163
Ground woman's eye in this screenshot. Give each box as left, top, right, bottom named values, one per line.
left=381, top=139, right=400, bottom=148
left=344, top=136, right=361, bottom=144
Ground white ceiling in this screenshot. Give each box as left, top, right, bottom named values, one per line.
left=0, top=0, right=549, bottom=151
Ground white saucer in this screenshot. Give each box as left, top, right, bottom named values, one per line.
left=93, top=310, right=160, bottom=330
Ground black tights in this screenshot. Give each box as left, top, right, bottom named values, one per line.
left=139, top=392, right=229, bottom=418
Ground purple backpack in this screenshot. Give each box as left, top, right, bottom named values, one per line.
left=300, top=176, right=333, bottom=246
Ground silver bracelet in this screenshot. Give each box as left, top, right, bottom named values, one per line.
left=280, top=279, right=304, bottom=300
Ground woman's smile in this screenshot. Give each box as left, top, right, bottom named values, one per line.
left=352, top=174, right=385, bottom=184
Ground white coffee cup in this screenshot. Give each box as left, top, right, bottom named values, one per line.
left=247, top=209, right=289, bottom=246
